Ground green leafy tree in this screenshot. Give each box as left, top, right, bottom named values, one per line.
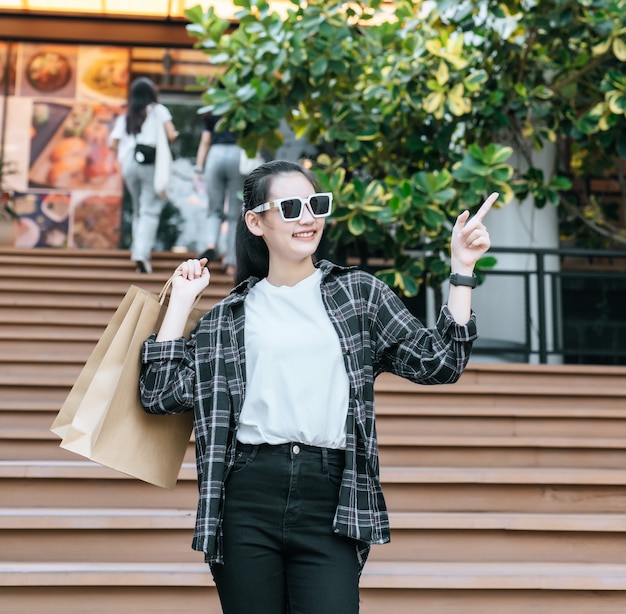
left=185, top=0, right=625, bottom=296
left=464, top=0, right=626, bottom=246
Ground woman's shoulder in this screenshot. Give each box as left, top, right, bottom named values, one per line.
left=317, top=259, right=381, bottom=284
left=110, top=112, right=127, bottom=133
left=199, top=288, right=246, bottom=321
left=149, top=102, right=173, bottom=121
left=317, top=259, right=389, bottom=302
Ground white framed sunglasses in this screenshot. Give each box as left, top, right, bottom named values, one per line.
left=250, top=192, right=333, bottom=221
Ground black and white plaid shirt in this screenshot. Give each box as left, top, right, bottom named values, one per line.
left=140, top=260, right=478, bottom=567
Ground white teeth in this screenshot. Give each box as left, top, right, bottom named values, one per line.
left=293, top=231, right=314, bottom=238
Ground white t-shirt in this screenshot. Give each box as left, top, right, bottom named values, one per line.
left=238, top=269, right=350, bottom=449
left=109, top=102, right=172, bottom=163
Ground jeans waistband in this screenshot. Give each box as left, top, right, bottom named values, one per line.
left=236, top=441, right=345, bottom=462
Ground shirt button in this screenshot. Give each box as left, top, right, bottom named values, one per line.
left=292, top=444, right=301, bottom=455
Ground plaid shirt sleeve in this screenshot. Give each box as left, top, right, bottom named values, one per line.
left=140, top=334, right=197, bottom=414
left=368, top=276, right=478, bottom=383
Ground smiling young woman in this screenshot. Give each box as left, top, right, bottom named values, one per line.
left=139, top=159, right=495, bottom=614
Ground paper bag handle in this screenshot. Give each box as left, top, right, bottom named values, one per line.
left=158, top=272, right=204, bottom=309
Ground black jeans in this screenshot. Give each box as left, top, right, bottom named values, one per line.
left=210, top=442, right=361, bottom=614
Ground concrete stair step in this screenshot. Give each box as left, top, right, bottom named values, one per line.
left=4, top=507, right=626, bottom=533
left=363, top=560, right=626, bottom=590
left=377, top=415, right=626, bottom=439
left=0, top=247, right=194, bottom=268
left=375, top=392, right=626, bottom=415
left=0, top=325, right=105, bottom=343
left=0, top=293, right=124, bottom=309
left=4, top=429, right=193, bottom=462
left=376, top=368, right=626, bottom=398
left=7, top=440, right=625, bottom=469
left=4, top=586, right=625, bottom=614
left=3, top=508, right=626, bottom=564
left=0, top=307, right=124, bottom=327
left=0, top=249, right=190, bottom=271
left=0, top=365, right=85, bottom=387
left=1, top=353, right=93, bottom=368
left=5, top=425, right=626, bottom=468
left=2, top=393, right=625, bottom=419
left=0, top=390, right=68, bottom=411
left=5, top=460, right=626, bottom=486
left=5, top=434, right=625, bottom=471
left=3, top=460, right=626, bottom=513
left=0, top=284, right=224, bottom=308
left=379, top=445, right=626, bottom=470
left=7, top=409, right=626, bottom=445
left=3, top=560, right=626, bottom=591
left=0, top=339, right=97, bottom=360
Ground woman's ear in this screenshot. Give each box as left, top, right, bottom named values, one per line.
left=244, top=210, right=264, bottom=237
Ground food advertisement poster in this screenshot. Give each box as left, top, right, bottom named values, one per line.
left=2, top=43, right=128, bottom=249
left=19, top=44, right=78, bottom=99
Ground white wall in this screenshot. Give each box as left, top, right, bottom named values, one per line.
left=467, top=143, right=563, bottom=364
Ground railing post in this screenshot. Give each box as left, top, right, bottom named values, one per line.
left=535, top=251, right=547, bottom=363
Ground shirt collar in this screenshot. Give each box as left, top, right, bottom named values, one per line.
left=228, top=259, right=357, bottom=301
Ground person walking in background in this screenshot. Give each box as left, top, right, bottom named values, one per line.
left=140, top=160, right=495, bottom=613
left=109, top=77, right=178, bottom=274
left=193, top=111, right=243, bottom=277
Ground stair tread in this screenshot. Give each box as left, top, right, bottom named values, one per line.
left=361, top=560, right=626, bottom=590
left=2, top=397, right=625, bottom=418
left=2, top=508, right=626, bottom=532
left=2, top=560, right=626, bottom=590
left=3, top=460, right=626, bottom=485
left=0, top=507, right=195, bottom=529
left=376, top=370, right=626, bottom=395
left=382, top=465, right=626, bottom=484
left=3, top=426, right=626, bottom=449
left=0, top=288, right=224, bottom=307
left=379, top=434, right=626, bottom=448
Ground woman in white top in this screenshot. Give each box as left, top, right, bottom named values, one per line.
left=140, top=160, right=496, bottom=613
left=109, top=77, right=178, bottom=274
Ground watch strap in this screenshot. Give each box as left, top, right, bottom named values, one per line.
left=449, top=273, right=477, bottom=288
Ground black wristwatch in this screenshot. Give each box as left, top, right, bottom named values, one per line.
left=449, top=273, right=477, bottom=288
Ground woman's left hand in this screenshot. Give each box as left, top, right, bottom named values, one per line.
left=450, top=192, right=497, bottom=274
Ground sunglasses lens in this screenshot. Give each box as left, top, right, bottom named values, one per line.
left=309, top=194, right=331, bottom=216
left=280, top=198, right=302, bottom=219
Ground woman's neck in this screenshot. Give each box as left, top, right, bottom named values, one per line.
left=266, top=258, right=316, bottom=287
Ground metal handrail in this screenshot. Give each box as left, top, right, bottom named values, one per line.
left=478, top=246, right=626, bottom=364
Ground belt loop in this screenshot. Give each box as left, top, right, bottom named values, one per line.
left=249, top=444, right=260, bottom=462
left=321, top=447, right=329, bottom=474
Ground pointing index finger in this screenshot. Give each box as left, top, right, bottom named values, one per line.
left=473, top=192, right=499, bottom=222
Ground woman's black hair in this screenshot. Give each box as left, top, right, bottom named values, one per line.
left=126, top=77, right=159, bottom=136
left=235, top=159, right=321, bottom=285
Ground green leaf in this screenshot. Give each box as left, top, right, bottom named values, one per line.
left=311, top=57, right=329, bottom=77
left=422, top=206, right=446, bottom=228
left=550, top=176, right=573, bottom=191
left=614, top=38, right=626, bottom=62
left=184, top=5, right=206, bottom=23
left=356, top=128, right=381, bottom=141
left=347, top=214, right=366, bottom=236
left=398, top=273, right=419, bottom=297
left=476, top=255, right=497, bottom=269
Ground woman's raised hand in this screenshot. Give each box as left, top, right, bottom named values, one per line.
left=171, top=258, right=211, bottom=300
left=450, top=192, right=497, bottom=274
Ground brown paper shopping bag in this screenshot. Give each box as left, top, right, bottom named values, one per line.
left=51, top=276, right=206, bottom=489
